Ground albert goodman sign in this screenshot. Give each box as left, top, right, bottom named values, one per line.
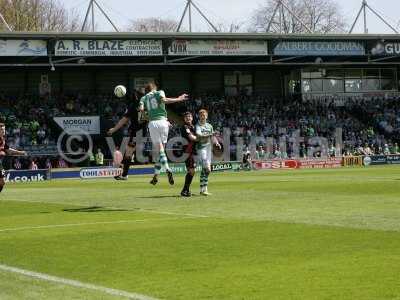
left=274, top=41, right=365, bottom=56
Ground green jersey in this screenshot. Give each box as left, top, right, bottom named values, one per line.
left=139, top=90, right=167, bottom=121
left=195, top=122, right=214, bottom=150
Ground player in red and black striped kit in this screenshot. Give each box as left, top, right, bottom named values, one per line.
left=0, top=122, right=27, bottom=193
left=180, top=112, right=197, bottom=197
left=108, top=90, right=147, bottom=180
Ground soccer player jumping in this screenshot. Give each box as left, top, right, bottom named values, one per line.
left=108, top=90, right=147, bottom=181
left=139, top=82, right=188, bottom=186
left=0, top=122, right=27, bottom=193
left=195, top=109, right=221, bottom=196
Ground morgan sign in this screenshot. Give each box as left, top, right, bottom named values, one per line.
left=53, top=116, right=100, bottom=135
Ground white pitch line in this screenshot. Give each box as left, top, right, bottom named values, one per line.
left=0, top=217, right=188, bottom=233
left=126, top=208, right=210, bottom=219
left=0, top=264, right=160, bottom=300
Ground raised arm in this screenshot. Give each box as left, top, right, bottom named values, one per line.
left=187, top=132, right=197, bottom=142
left=108, top=117, right=129, bottom=135
left=162, top=93, right=189, bottom=105
left=212, top=135, right=221, bottom=149
left=139, top=102, right=144, bottom=112
left=6, top=148, right=27, bottom=156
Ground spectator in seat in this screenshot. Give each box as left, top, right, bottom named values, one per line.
left=384, top=144, right=391, bottom=155
left=45, top=158, right=52, bottom=169
left=391, top=143, right=399, bottom=154
left=30, top=159, right=38, bottom=170
left=58, top=158, right=67, bottom=168
left=13, top=158, right=22, bottom=170
left=96, top=148, right=104, bottom=167
left=113, top=146, right=123, bottom=168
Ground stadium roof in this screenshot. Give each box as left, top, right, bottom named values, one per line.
left=0, top=32, right=400, bottom=40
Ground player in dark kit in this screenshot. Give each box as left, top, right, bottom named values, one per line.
left=0, top=122, right=27, bottom=193
left=108, top=90, right=147, bottom=180
left=180, top=112, right=197, bottom=197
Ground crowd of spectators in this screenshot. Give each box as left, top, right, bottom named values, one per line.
left=0, top=93, right=122, bottom=170
left=184, top=94, right=400, bottom=159
left=1, top=92, right=400, bottom=170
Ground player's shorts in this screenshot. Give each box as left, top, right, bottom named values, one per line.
left=185, top=154, right=196, bottom=170
left=148, top=119, right=169, bottom=145
left=127, top=122, right=148, bottom=147
left=197, top=145, right=212, bottom=168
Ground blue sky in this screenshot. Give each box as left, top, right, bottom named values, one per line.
left=67, top=0, right=400, bottom=33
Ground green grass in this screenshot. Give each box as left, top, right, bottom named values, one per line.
left=0, top=166, right=400, bottom=299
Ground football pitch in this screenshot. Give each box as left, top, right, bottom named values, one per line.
left=0, top=166, right=400, bottom=300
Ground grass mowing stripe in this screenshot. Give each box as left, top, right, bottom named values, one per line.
left=4, top=199, right=210, bottom=219
left=0, top=264, right=160, bottom=300
left=0, top=217, right=195, bottom=233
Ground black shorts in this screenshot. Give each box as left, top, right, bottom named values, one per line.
left=127, top=123, right=147, bottom=147
left=185, top=154, right=196, bottom=170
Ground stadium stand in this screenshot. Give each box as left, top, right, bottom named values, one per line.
left=1, top=91, right=399, bottom=168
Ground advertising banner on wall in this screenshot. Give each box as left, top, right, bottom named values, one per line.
left=54, top=116, right=100, bottom=135
left=80, top=168, right=123, bottom=179
left=5, top=169, right=50, bottom=183
left=0, top=39, right=47, bottom=56
left=161, top=162, right=241, bottom=174
left=371, top=42, right=400, bottom=56
left=363, top=155, right=400, bottom=166
left=55, top=40, right=163, bottom=56
left=168, top=40, right=268, bottom=56
left=252, top=160, right=300, bottom=170
left=134, top=77, right=155, bottom=90
left=274, top=41, right=365, bottom=56
left=299, top=158, right=342, bottom=169
left=252, top=158, right=342, bottom=170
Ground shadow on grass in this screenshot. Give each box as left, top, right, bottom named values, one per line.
left=135, top=195, right=183, bottom=199
left=63, top=206, right=131, bottom=213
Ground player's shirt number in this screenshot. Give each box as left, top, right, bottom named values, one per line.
left=148, top=97, right=159, bottom=110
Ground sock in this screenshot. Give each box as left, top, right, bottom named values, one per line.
left=154, top=163, right=161, bottom=175
left=183, top=173, right=194, bottom=191
left=121, top=158, right=131, bottom=177
left=204, top=170, right=209, bottom=189
left=159, top=150, right=171, bottom=172
left=200, top=169, right=207, bottom=191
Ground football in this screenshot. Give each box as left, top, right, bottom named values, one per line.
left=114, top=85, right=127, bottom=98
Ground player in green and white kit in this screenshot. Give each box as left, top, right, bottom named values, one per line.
left=139, top=82, right=188, bottom=185
left=195, top=109, right=221, bottom=196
